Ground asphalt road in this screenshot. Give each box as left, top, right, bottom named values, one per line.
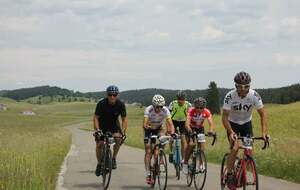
left=56, top=124, right=300, bottom=190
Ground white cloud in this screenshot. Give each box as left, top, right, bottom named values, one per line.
left=145, top=31, right=170, bottom=39
left=0, top=16, right=40, bottom=32
left=191, top=25, right=225, bottom=41
left=273, top=53, right=300, bottom=65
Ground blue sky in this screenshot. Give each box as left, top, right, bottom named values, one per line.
left=0, top=0, right=299, bottom=92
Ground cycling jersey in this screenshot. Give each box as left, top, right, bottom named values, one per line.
left=144, top=105, right=171, bottom=129
left=188, top=107, right=212, bottom=128
left=94, top=98, right=126, bottom=133
left=169, top=100, right=192, bottom=121
left=223, top=89, right=263, bottom=125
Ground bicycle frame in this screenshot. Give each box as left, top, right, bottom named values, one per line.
left=235, top=137, right=269, bottom=188
left=172, top=135, right=181, bottom=165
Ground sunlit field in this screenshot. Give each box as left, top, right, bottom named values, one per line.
left=0, top=98, right=94, bottom=190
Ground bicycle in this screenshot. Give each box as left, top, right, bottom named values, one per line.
left=94, top=131, right=124, bottom=190
left=148, top=134, right=171, bottom=190
left=220, top=136, right=270, bottom=190
left=186, top=132, right=217, bottom=190
left=171, top=133, right=182, bottom=180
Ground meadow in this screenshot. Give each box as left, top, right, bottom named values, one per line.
left=0, top=97, right=94, bottom=190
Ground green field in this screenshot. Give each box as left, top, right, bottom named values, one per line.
left=0, top=97, right=94, bottom=190
left=1, top=98, right=299, bottom=189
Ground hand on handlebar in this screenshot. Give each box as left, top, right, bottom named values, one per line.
left=230, top=132, right=237, bottom=141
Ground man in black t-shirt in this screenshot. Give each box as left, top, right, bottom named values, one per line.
left=93, top=85, right=128, bottom=176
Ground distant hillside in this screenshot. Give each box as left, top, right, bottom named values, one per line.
left=1, top=84, right=299, bottom=105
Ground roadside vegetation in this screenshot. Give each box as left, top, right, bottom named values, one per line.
left=0, top=97, right=94, bottom=190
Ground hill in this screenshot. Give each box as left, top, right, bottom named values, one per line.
left=1, top=84, right=299, bottom=105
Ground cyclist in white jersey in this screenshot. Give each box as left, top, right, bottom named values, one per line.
left=222, top=71, right=269, bottom=190
left=143, top=94, right=175, bottom=185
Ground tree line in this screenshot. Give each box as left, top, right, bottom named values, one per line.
left=1, top=83, right=299, bottom=114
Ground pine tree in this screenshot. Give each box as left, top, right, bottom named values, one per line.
left=206, top=81, right=220, bottom=114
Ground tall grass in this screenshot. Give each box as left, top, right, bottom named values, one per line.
left=124, top=102, right=300, bottom=183
left=0, top=98, right=95, bottom=190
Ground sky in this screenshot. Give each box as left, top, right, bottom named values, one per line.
left=0, top=0, right=299, bottom=92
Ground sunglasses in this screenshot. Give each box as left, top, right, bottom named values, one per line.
left=154, top=106, right=163, bottom=109
left=235, top=83, right=250, bottom=90
left=108, top=93, right=118, bottom=97
left=195, top=106, right=204, bottom=109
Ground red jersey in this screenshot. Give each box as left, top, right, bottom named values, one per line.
left=188, top=107, right=212, bottom=128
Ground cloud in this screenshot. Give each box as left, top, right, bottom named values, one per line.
left=273, top=53, right=300, bottom=65
left=191, top=25, right=225, bottom=41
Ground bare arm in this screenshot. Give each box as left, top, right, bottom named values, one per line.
left=185, top=115, right=192, bottom=132
left=93, top=114, right=100, bottom=131
left=166, top=118, right=175, bottom=134
left=143, top=117, right=150, bottom=129
left=257, top=107, right=268, bottom=137
left=207, top=117, right=216, bottom=132
left=222, top=109, right=233, bottom=134
left=121, top=116, right=128, bottom=134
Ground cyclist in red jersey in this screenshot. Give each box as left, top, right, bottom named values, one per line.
left=182, top=97, right=216, bottom=174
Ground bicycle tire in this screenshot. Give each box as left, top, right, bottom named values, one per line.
left=102, top=146, right=112, bottom=190
left=194, top=150, right=207, bottom=190
left=220, top=153, right=229, bottom=190
left=175, top=163, right=180, bottom=180
left=243, top=156, right=258, bottom=190
left=157, top=150, right=168, bottom=190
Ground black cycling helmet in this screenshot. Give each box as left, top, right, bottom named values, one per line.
left=176, top=90, right=186, bottom=100
left=106, top=85, right=119, bottom=94
left=194, top=97, right=206, bottom=108
left=234, top=71, right=251, bottom=85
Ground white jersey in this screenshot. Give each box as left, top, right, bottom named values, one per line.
left=223, top=89, right=264, bottom=125
left=144, top=105, right=171, bottom=129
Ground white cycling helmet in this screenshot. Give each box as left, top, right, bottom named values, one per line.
left=152, top=94, right=165, bottom=107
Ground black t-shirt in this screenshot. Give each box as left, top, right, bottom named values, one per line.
left=94, top=98, right=127, bottom=130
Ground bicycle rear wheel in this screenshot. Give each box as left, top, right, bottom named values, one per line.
left=157, top=150, right=168, bottom=190
left=243, top=156, right=258, bottom=190
left=102, top=146, right=112, bottom=190
left=194, top=150, right=207, bottom=190
left=220, top=153, right=229, bottom=190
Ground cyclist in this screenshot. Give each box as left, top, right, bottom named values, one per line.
left=222, top=71, right=269, bottom=190
left=93, top=85, right=128, bottom=176
left=143, top=94, right=175, bottom=184
left=182, top=97, right=216, bottom=174
left=168, top=90, right=192, bottom=163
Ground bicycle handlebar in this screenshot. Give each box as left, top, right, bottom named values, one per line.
left=188, top=131, right=217, bottom=146
left=237, top=136, right=270, bottom=150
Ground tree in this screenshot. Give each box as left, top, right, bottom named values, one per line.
left=206, top=81, right=220, bottom=114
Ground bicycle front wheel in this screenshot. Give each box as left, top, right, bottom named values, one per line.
left=194, top=150, right=207, bottom=190
left=243, top=156, right=258, bottom=190
left=175, top=163, right=180, bottom=180
left=102, top=146, right=112, bottom=190
left=220, top=153, right=229, bottom=190
left=157, top=150, right=168, bottom=190
left=186, top=156, right=193, bottom=186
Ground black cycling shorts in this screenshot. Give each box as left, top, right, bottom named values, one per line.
left=144, top=127, right=163, bottom=144
left=172, top=120, right=186, bottom=134
left=97, top=126, right=122, bottom=141
left=229, top=121, right=253, bottom=137
left=187, top=127, right=205, bottom=142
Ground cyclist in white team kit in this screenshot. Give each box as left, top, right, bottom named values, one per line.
left=222, top=71, right=269, bottom=190
left=143, top=94, right=175, bottom=185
